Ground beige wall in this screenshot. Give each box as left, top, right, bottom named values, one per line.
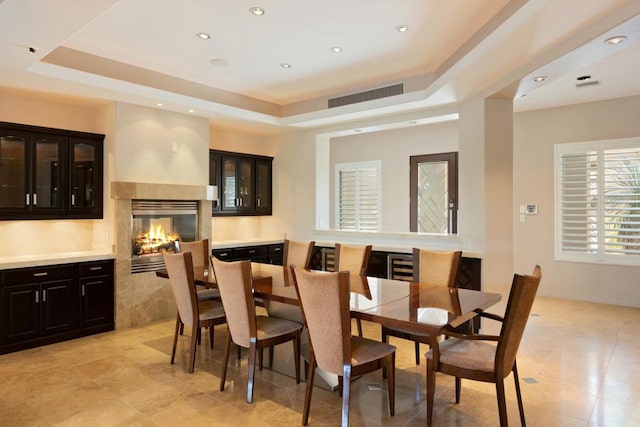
left=514, top=95, right=640, bottom=306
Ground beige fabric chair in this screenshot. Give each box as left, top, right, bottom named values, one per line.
left=283, top=239, right=315, bottom=269
left=334, top=243, right=372, bottom=337
left=381, top=248, right=462, bottom=364
left=291, top=266, right=396, bottom=427
left=174, top=239, right=219, bottom=301
left=426, top=266, right=542, bottom=427
left=211, top=257, right=302, bottom=403
left=163, top=251, right=226, bottom=373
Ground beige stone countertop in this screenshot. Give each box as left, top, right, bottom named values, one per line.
left=0, top=251, right=115, bottom=270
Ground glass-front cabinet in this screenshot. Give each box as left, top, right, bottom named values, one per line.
left=210, top=150, right=273, bottom=216
left=0, top=122, right=104, bottom=220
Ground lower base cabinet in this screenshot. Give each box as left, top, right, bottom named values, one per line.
left=0, top=259, right=114, bottom=354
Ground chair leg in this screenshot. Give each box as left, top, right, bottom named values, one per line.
left=237, top=345, right=242, bottom=361
left=496, top=379, right=508, bottom=427
left=247, top=341, right=257, bottom=403
left=381, top=326, right=388, bottom=343
left=387, top=353, right=395, bottom=416
left=220, top=332, right=232, bottom=392
left=197, top=327, right=201, bottom=345
left=414, top=341, right=421, bottom=365
left=188, top=325, right=198, bottom=374
left=302, top=354, right=317, bottom=426
left=269, top=346, right=274, bottom=369
left=209, top=325, right=214, bottom=350
left=426, top=357, right=436, bottom=427
left=513, top=361, right=526, bottom=426
left=293, top=331, right=301, bottom=384
left=455, top=377, right=461, bottom=403
left=179, top=320, right=184, bottom=335
left=171, top=314, right=180, bottom=365
left=356, top=318, right=363, bottom=337
left=341, top=365, right=352, bottom=427
left=258, top=348, right=264, bottom=371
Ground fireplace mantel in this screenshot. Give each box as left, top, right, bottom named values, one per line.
left=111, top=181, right=214, bottom=329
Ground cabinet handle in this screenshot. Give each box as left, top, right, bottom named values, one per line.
left=89, top=266, right=102, bottom=271
left=33, top=272, right=48, bottom=277
left=72, top=194, right=75, bottom=206
left=82, top=284, right=85, bottom=296
left=26, top=193, right=30, bottom=206
left=249, top=250, right=256, bottom=254
left=257, top=198, right=261, bottom=207
left=35, top=291, right=39, bottom=303
left=33, top=194, right=37, bottom=206
left=219, top=252, right=228, bottom=257
left=42, top=290, right=47, bottom=302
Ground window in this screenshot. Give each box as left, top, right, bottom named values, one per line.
left=410, top=153, right=458, bottom=234
left=335, top=161, right=381, bottom=231
left=555, top=137, right=640, bottom=265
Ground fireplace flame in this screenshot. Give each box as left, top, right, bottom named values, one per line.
left=134, top=224, right=178, bottom=256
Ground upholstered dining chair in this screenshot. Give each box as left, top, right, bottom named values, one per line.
left=426, top=265, right=542, bottom=427
left=211, top=257, right=302, bottom=404
left=291, top=266, right=396, bottom=427
left=381, top=248, right=462, bottom=364
left=283, top=239, right=315, bottom=269
left=334, top=243, right=372, bottom=337
left=162, top=251, right=227, bottom=373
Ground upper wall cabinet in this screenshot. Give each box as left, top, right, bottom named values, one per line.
left=209, top=150, right=273, bottom=216
left=0, top=122, right=104, bottom=220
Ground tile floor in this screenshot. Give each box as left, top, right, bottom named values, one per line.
left=1, top=296, right=639, bottom=426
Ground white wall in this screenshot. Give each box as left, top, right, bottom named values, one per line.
left=514, top=95, right=640, bottom=307
left=330, top=121, right=458, bottom=232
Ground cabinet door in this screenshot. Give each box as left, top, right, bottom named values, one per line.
left=0, top=129, right=29, bottom=212
left=237, top=157, right=255, bottom=211
left=255, top=158, right=272, bottom=214
left=209, top=151, right=220, bottom=213
left=1, top=284, right=39, bottom=344
left=31, top=133, right=66, bottom=214
left=221, top=156, right=239, bottom=211
left=79, top=276, right=114, bottom=327
left=69, top=138, right=103, bottom=217
left=41, top=279, right=76, bottom=335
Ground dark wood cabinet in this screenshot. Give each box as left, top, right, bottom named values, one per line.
left=212, top=243, right=283, bottom=265
left=210, top=150, right=273, bottom=216
left=0, top=122, right=104, bottom=220
left=1, top=265, right=76, bottom=346
left=0, top=259, right=114, bottom=354
left=78, top=260, right=114, bottom=328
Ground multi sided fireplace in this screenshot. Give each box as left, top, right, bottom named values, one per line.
left=131, top=199, right=199, bottom=273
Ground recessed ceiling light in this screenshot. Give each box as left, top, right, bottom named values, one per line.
left=188, top=109, right=195, bottom=113
left=280, top=63, right=292, bottom=69
left=156, top=103, right=163, bottom=107
left=330, top=46, right=342, bottom=53
left=196, top=32, right=211, bottom=40
left=250, top=7, right=265, bottom=16
left=395, top=25, right=409, bottom=33
left=576, top=75, right=591, bottom=81
left=605, top=35, right=627, bottom=45
left=531, top=76, right=548, bottom=82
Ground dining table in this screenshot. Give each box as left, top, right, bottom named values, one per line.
left=157, top=262, right=502, bottom=390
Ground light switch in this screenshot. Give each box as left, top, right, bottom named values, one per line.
left=519, top=205, right=525, bottom=214
left=520, top=214, right=525, bottom=223
left=171, top=142, right=178, bottom=153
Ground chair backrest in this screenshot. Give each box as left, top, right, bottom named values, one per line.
left=210, top=257, right=256, bottom=348
left=175, top=239, right=209, bottom=269
left=412, top=248, right=462, bottom=287
left=163, top=251, right=198, bottom=328
left=335, top=243, right=372, bottom=276
left=283, top=239, right=315, bottom=269
left=291, top=267, right=351, bottom=375
left=496, top=265, right=542, bottom=377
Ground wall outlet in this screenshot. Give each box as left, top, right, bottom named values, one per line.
left=526, top=204, right=538, bottom=214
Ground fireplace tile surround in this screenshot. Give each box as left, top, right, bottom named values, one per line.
left=111, top=182, right=213, bottom=329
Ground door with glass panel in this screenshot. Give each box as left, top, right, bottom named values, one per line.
left=69, top=138, right=102, bottom=217
left=32, top=133, right=65, bottom=214
left=0, top=129, right=29, bottom=212
left=410, top=153, right=458, bottom=234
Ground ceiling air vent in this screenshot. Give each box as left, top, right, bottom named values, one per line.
left=576, top=80, right=601, bottom=89
left=328, top=83, right=404, bottom=108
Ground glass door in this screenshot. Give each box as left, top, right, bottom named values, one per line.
left=0, top=131, right=28, bottom=211
left=32, top=133, right=65, bottom=213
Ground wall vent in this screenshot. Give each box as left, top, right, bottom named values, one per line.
left=328, top=83, right=404, bottom=108
left=576, top=80, right=601, bottom=89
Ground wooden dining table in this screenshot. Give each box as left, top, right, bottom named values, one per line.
left=157, top=261, right=502, bottom=390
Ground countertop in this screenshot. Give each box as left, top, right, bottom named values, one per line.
left=0, top=251, right=115, bottom=270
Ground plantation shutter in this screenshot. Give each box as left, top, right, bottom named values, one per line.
left=336, top=162, right=381, bottom=231
left=556, top=138, right=640, bottom=265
